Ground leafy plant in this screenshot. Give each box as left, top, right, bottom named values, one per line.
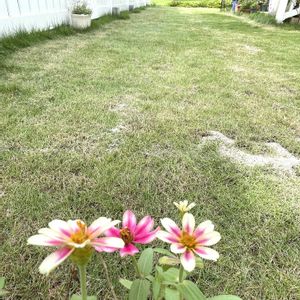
left=239, top=0, right=257, bottom=10
left=118, top=202, right=243, bottom=300
left=170, top=0, right=231, bottom=8
left=72, top=1, right=92, bottom=15
left=120, top=248, right=243, bottom=300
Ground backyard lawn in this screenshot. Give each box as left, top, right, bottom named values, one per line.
left=1, top=6, right=300, bottom=300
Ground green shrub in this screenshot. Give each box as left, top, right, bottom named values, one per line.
left=170, top=0, right=230, bottom=8
left=238, top=0, right=258, bottom=10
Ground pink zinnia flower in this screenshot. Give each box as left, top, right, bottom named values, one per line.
left=157, top=213, right=221, bottom=272
left=28, top=218, right=124, bottom=275
left=105, top=210, right=160, bottom=257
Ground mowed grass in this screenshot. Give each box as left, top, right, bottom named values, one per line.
left=1, top=7, right=300, bottom=300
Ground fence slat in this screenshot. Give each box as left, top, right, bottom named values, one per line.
left=6, top=0, right=21, bottom=16
left=0, top=0, right=9, bottom=17
left=18, top=0, right=31, bottom=15
left=39, top=0, right=48, bottom=12
left=0, top=0, right=147, bottom=36
left=29, top=0, right=40, bottom=13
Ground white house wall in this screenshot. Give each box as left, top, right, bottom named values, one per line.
left=0, top=0, right=149, bottom=37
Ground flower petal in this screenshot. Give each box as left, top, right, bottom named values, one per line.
left=120, top=243, right=139, bottom=257
left=27, top=234, right=64, bottom=246
left=67, top=240, right=90, bottom=249
left=122, top=210, right=137, bottom=232
left=180, top=250, right=195, bottom=272
left=92, top=237, right=125, bottom=249
left=187, top=202, right=196, bottom=210
left=194, top=246, right=219, bottom=261
left=182, top=213, right=195, bottom=235
left=93, top=246, right=118, bottom=253
left=173, top=202, right=180, bottom=209
left=156, top=230, right=179, bottom=243
left=39, top=247, right=74, bottom=275
left=160, top=218, right=181, bottom=237
left=38, top=228, right=66, bottom=241
left=194, top=220, right=214, bottom=239
left=196, top=231, right=221, bottom=246
left=134, top=216, right=154, bottom=237
left=105, top=227, right=121, bottom=238
left=48, top=220, right=72, bottom=237
left=134, top=227, right=160, bottom=244
left=88, top=217, right=120, bottom=239
left=170, top=243, right=186, bottom=254
left=67, top=220, right=80, bottom=233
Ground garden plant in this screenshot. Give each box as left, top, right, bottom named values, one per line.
left=28, top=202, right=242, bottom=300
left=1, top=5, right=299, bottom=300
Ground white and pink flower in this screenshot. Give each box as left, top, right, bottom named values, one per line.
left=28, top=217, right=125, bottom=275
left=104, top=210, right=160, bottom=257
left=157, top=213, right=221, bottom=272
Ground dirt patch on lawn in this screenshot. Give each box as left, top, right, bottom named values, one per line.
left=201, top=131, right=300, bottom=175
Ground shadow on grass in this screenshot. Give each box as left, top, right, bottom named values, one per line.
left=0, top=9, right=143, bottom=72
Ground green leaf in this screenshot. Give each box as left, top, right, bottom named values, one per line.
left=146, top=275, right=154, bottom=282
left=177, top=280, right=206, bottom=300
left=129, top=279, right=150, bottom=300
left=152, top=276, right=162, bottom=300
left=156, top=266, right=164, bottom=274
left=119, top=278, right=133, bottom=289
left=159, top=256, right=180, bottom=266
left=165, top=287, right=180, bottom=300
left=195, top=256, right=204, bottom=269
left=70, top=295, right=96, bottom=300
left=161, top=267, right=180, bottom=282
left=0, top=278, right=5, bottom=289
left=207, top=295, right=243, bottom=300
left=153, top=248, right=176, bottom=257
left=0, top=277, right=8, bottom=296
left=138, top=248, right=154, bottom=276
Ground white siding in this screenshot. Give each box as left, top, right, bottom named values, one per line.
left=0, top=0, right=149, bottom=36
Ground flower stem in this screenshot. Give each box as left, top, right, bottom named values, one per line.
left=78, top=264, right=88, bottom=300
left=132, top=256, right=142, bottom=278
left=179, top=265, right=184, bottom=300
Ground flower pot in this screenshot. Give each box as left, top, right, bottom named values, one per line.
left=71, top=14, right=91, bottom=29
left=112, top=7, right=120, bottom=15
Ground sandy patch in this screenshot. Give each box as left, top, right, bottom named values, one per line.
left=201, top=131, right=300, bottom=175
left=244, top=44, right=261, bottom=54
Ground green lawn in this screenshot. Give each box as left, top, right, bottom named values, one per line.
left=1, top=6, right=300, bottom=300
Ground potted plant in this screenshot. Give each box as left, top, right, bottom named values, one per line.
left=71, top=1, right=92, bottom=29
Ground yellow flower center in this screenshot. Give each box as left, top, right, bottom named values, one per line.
left=120, top=227, right=134, bottom=245
left=180, top=231, right=197, bottom=249
left=71, top=221, right=89, bottom=244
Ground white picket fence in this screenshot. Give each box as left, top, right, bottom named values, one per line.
left=0, top=0, right=148, bottom=37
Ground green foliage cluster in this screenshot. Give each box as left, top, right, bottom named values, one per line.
left=72, top=2, right=92, bottom=15
left=170, top=0, right=230, bottom=8
left=239, top=0, right=258, bottom=10
left=120, top=248, right=242, bottom=300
